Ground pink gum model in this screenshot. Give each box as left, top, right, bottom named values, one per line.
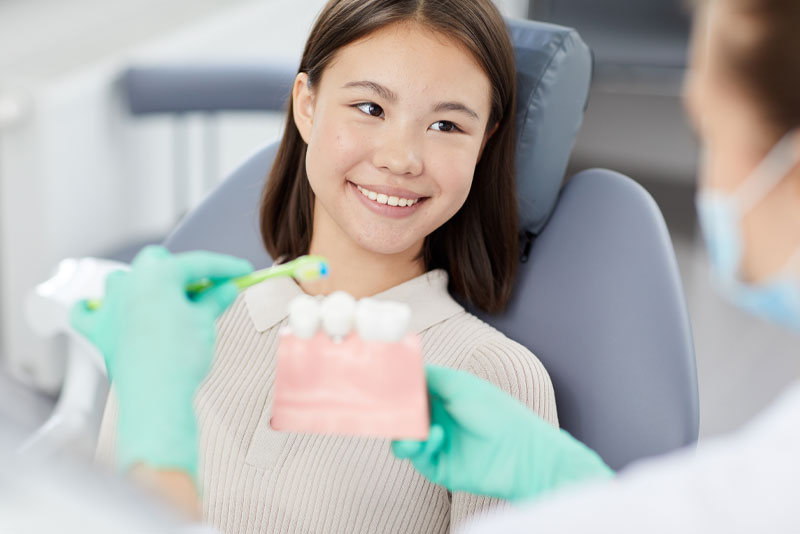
left=270, top=328, right=430, bottom=440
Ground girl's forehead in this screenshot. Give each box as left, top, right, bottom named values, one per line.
left=319, top=21, right=491, bottom=106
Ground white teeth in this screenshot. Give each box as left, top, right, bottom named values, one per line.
left=320, top=291, right=356, bottom=339
left=355, top=298, right=411, bottom=342
left=288, top=295, right=321, bottom=339
left=356, top=184, right=419, bottom=207
left=377, top=301, right=411, bottom=341
left=291, top=291, right=410, bottom=342
left=354, top=298, right=382, bottom=341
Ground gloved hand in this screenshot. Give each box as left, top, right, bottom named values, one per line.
left=70, top=246, right=252, bottom=481
left=392, top=365, right=614, bottom=502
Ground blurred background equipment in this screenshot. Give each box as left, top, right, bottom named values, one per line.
left=18, top=258, right=128, bottom=458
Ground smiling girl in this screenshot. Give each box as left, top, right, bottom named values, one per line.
left=90, top=1, right=558, bottom=532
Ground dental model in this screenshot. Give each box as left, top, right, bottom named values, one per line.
left=270, top=292, right=429, bottom=440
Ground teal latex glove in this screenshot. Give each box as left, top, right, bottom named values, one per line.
left=70, top=246, right=252, bottom=481
left=392, top=365, right=614, bottom=502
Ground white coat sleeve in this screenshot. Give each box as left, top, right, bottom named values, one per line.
left=458, top=383, right=800, bottom=534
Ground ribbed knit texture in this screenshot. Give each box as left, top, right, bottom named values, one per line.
left=96, top=275, right=557, bottom=534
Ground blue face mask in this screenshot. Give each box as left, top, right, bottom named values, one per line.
left=695, top=130, right=800, bottom=331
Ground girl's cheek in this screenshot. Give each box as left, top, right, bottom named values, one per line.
left=432, top=144, right=480, bottom=179
left=321, top=126, right=374, bottom=180
left=313, top=114, right=355, bottom=156
left=430, top=159, right=474, bottom=199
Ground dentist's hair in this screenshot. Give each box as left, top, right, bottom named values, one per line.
left=259, top=0, right=518, bottom=313
left=712, top=0, right=800, bottom=137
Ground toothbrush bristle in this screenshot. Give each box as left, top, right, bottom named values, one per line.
left=295, top=259, right=328, bottom=281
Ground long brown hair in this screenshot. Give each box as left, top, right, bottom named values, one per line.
left=260, top=0, right=518, bottom=313
left=713, top=0, right=800, bottom=137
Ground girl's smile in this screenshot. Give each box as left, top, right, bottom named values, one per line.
left=348, top=180, right=428, bottom=219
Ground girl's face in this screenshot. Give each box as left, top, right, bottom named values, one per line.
left=292, top=21, right=494, bottom=260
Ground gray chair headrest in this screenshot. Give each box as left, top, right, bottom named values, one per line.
left=507, top=18, right=592, bottom=234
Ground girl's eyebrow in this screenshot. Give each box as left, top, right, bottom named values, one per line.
left=342, top=80, right=398, bottom=102
left=343, top=80, right=481, bottom=121
left=433, top=102, right=479, bottom=121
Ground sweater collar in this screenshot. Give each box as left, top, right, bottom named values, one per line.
left=244, top=268, right=464, bottom=334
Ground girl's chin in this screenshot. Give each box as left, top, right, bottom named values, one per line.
left=355, top=242, right=420, bottom=257
left=350, top=232, right=424, bottom=257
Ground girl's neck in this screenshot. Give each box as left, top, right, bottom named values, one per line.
left=300, top=227, right=426, bottom=300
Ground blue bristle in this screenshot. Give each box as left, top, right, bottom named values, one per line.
left=320, top=263, right=329, bottom=276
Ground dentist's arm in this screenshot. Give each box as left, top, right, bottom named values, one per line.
left=70, top=246, right=252, bottom=517
left=392, top=365, right=613, bottom=502
left=459, top=384, right=800, bottom=533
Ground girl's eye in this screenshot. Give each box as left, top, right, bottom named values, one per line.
left=430, top=121, right=459, bottom=133
left=355, top=102, right=384, bottom=118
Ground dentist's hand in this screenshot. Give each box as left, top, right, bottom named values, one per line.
left=392, top=365, right=613, bottom=502
left=70, top=246, right=252, bottom=480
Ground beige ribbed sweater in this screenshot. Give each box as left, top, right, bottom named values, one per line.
left=96, top=269, right=557, bottom=534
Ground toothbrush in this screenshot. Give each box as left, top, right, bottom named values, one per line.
left=85, top=255, right=329, bottom=311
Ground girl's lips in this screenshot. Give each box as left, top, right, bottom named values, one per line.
left=348, top=181, right=427, bottom=219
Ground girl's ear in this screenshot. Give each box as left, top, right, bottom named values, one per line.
left=293, top=72, right=315, bottom=143
left=478, top=122, right=500, bottom=160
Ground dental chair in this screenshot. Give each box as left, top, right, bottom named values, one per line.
left=162, top=18, right=698, bottom=470
left=25, top=18, right=698, bottom=470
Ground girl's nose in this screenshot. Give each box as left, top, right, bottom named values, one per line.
left=372, top=127, right=424, bottom=176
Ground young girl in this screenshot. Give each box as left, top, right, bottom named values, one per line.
left=87, top=1, right=558, bottom=532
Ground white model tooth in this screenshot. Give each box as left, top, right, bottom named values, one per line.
left=379, top=301, right=411, bottom=341
left=320, top=291, right=356, bottom=339
left=288, top=295, right=320, bottom=339
left=371, top=301, right=411, bottom=342
left=407, top=199, right=416, bottom=206
left=368, top=191, right=378, bottom=200
left=355, top=298, right=384, bottom=341
left=398, top=198, right=408, bottom=207
left=387, top=196, right=399, bottom=206
left=376, top=193, right=388, bottom=205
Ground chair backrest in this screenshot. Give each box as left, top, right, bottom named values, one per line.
left=164, top=19, right=698, bottom=469
left=469, top=169, right=698, bottom=469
